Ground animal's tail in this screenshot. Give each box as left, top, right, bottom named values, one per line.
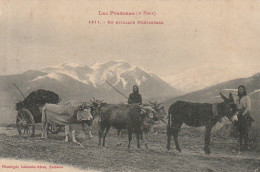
left=41, top=105, right=48, bottom=138
left=167, top=110, right=180, bottom=131
left=168, top=107, right=178, bottom=128
left=168, top=110, right=172, bottom=127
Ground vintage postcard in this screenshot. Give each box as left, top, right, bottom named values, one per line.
left=0, top=0, right=259, bottom=171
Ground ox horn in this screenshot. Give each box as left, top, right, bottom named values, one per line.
left=158, top=105, right=164, bottom=110
left=155, top=101, right=161, bottom=107
left=149, top=101, right=156, bottom=106
left=90, top=97, right=95, bottom=102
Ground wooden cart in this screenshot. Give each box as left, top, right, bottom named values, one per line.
left=15, top=89, right=62, bottom=137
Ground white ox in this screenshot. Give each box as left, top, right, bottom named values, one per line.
left=41, top=103, right=93, bottom=144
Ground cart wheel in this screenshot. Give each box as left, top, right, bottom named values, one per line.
left=48, top=125, right=62, bottom=134
left=16, top=108, right=35, bottom=137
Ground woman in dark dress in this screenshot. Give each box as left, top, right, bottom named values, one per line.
left=128, top=85, right=142, bottom=105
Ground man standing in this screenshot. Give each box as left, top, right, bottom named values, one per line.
left=128, top=85, right=142, bottom=105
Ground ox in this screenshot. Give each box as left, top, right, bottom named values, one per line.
left=41, top=103, right=93, bottom=144
left=167, top=93, right=238, bottom=154
left=91, top=101, right=162, bottom=149
left=82, top=99, right=107, bottom=139
left=137, top=101, right=167, bottom=148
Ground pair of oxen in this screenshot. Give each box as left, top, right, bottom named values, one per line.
left=42, top=92, right=242, bottom=154
left=41, top=99, right=166, bottom=149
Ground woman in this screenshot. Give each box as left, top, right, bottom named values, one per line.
left=128, top=85, right=142, bottom=105
left=236, top=85, right=254, bottom=150
left=237, top=85, right=251, bottom=118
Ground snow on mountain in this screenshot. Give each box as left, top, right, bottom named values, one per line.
left=27, top=60, right=180, bottom=100
left=90, top=60, right=146, bottom=88
left=32, top=73, right=62, bottom=82
left=39, top=61, right=149, bottom=88
left=41, top=62, right=93, bottom=85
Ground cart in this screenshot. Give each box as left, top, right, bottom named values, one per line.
left=15, top=89, right=62, bottom=137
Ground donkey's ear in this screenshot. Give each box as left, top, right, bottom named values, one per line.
left=220, top=92, right=228, bottom=101
left=229, top=93, right=234, bottom=101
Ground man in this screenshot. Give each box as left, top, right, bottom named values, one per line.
left=128, top=85, right=142, bottom=105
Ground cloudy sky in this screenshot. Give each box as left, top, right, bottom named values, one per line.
left=0, top=0, right=260, bottom=80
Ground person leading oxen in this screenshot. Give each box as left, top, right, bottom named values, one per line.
left=128, top=85, right=142, bottom=105
left=113, top=85, right=143, bottom=146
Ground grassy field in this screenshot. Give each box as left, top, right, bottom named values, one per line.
left=0, top=124, right=259, bottom=172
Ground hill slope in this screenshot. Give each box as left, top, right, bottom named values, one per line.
left=164, top=73, right=260, bottom=128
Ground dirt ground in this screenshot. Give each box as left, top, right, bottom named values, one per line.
left=0, top=124, right=259, bottom=172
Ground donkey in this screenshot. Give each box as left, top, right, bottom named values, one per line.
left=166, top=92, right=238, bottom=154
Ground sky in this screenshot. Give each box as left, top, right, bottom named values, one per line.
left=0, top=0, right=260, bottom=79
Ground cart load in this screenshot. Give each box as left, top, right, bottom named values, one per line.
left=15, top=89, right=61, bottom=137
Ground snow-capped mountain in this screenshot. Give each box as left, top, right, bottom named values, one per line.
left=89, top=60, right=152, bottom=88
left=163, top=64, right=260, bottom=93
left=35, top=60, right=181, bottom=98
left=40, top=62, right=94, bottom=85
left=0, top=60, right=181, bottom=106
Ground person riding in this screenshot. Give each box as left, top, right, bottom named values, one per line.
left=128, top=85, right=142, bottom=105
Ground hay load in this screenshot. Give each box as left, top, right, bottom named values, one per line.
left=15, top=89, right=61, bottom=123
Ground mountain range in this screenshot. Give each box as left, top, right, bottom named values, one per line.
left=0, top=60, right=259, bottom=126
left=0, top=60, right=181, bottom=108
